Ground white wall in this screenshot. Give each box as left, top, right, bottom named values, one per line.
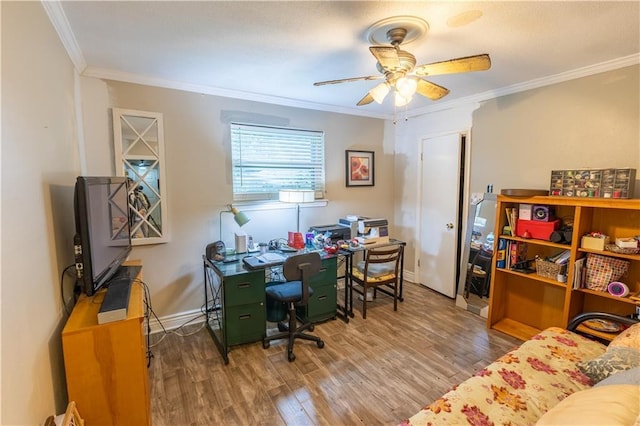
left=80, top=81, right=391, bottom=321
left=2, top=2, right=81, bottom=424
left=392, top=104, right=480, bottom=276
left=471, top=65, right=640, bottom=196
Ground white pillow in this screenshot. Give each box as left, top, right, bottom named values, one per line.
left=536, top=385, right=640, bottom=425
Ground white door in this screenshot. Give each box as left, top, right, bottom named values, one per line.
left=417, top=132, right=463, bottom=297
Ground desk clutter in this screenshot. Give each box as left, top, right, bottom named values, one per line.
left=202, top=227, right=407, bottom=364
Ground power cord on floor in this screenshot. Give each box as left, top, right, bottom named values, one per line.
left=137, top=278, right=207, bottom=353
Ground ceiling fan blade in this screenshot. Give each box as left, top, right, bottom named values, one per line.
left=314, top=75, right=383, bottom=86
left=416, top=79, right=450, bottom=100
left=414, top=54, right=491, bottom=77
left=356, top=93, right=375, bottom=106
left=369, top=46, right=400, bottom=71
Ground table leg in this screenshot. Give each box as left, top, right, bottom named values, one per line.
left=398, top=246, right=405, bottom=302
left=335, top=251, right=351, bottom=323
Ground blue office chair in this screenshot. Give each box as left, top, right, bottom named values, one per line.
left=262, top=252, right=325, bottom=362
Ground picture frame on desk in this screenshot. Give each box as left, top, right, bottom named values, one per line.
left=346, top=150, right=374, bottom=187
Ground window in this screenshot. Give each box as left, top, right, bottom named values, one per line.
left=230, top=123, right=325, bottom=201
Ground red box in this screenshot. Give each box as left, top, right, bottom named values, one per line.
left=516, top=219, right=560, bottom=241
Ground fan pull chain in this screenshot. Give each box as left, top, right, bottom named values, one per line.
left=392, top=101, right=410, bottom=125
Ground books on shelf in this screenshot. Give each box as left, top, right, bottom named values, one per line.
left=505, top=208, right=518, bottom=236
left=573, top=257, right=585, bottom=289
left=509, top=241, right=528, bottom=268
left=496, top=238, right=507, bottom=268
left=496, top=239, right=529, bottom=270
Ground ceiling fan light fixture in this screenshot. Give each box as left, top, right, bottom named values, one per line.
left=395, top=76, right=418, bottom=98
left=394, top=92, right=412, bottom=107
left=369, top=82, right=390, bottom=104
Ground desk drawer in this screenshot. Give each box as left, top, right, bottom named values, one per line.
left=226, top=302, right=265, bottom=346
left=310, top=257, right=337, bottom=287
left=297, top=282, right=337, bottom=323
left=224, top=271, right=265, bottom=306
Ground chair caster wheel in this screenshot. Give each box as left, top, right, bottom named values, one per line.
left=317, top=339, right=325, bottom=349
left=277, top=322, right=288, bottom=332
left=308, top=324, right=315, bottom=332
left=288, top=352, right=296, bottom=362
left=263, top=341, right=270, bottom=349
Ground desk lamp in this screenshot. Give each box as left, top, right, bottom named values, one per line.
left=219, top=205, right=250, bottom=245
left=279, top=189, right=315, bottom=232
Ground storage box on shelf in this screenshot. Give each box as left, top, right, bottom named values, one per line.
left=516, top=219, right=560, bottom=241
left=549, top=168, right=636, bottom=198
left=581, top=235, right=610, bottom=251
left=535, top=258, right=566, bottom=280
left=487, top=195, right=640, bottom=342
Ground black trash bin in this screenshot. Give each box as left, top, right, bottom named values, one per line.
left=265, top=281, right=287, bottom=322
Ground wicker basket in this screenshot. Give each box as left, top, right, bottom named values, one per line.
left=535, top=258, right=567, bottom=280
left=605, top=244, right=640, bottom=255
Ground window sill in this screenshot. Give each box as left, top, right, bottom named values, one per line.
left=232, top=199, right=328, bottom=212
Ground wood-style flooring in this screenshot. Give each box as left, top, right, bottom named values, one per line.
left=149, top=282, right=522, bottom=425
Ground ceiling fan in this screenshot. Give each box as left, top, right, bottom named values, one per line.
left=314, top=27, right=491, bottom=107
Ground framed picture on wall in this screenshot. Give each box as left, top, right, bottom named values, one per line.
left=345, top=150, right=375, bottom=187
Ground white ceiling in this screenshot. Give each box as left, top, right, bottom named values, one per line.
left=47, top=1, right=640, bottom=119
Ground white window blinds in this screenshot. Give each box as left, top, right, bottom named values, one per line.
left=230, top=123, right=325, bottom=201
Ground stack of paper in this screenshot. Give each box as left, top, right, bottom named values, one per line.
left=257, top=252, right=285, bottom=263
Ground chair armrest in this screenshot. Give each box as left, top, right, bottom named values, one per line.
left=567, top=312, right=639, bottom=332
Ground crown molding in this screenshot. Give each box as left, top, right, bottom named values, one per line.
left=81, top=66, right=390, bottom=120
left=41, top=0, right=86, bottom=72
left=84, top=53, right=639, bottom=121
left=407, top=53, right=640, bottom=118
left=44, top=0, right=637, bottom=121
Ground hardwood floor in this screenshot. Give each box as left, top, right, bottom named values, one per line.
left=149, top=282, right=522, bottom=425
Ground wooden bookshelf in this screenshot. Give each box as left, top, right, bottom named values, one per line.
left=487, top=196, right=640, bottom=340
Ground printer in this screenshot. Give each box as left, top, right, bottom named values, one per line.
left=308, top=224, right=352, bottom=241
left=357, top=218, right=389, bottom=244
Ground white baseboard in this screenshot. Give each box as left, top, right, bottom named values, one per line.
left=403, top=270, right=415, bottom=283
left=148, top=308, right=205, bottom=334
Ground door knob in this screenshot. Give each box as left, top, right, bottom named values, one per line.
left=446, top=223, right=454, bottom=229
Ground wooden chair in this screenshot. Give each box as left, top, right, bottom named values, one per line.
left=464, top=248, right=493, bottom=298
left=350, top=245, right=403, bottom=319
left=44, top=401, right=85, bottom=426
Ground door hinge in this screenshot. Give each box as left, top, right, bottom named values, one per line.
left=417, top=259, right=420, bottom=267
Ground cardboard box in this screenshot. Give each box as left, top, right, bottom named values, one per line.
left=519, top=204, right=533, bottom=221
left=581, top=235, right=610, bottom=251
left=516, top=219, right=560, bottom=241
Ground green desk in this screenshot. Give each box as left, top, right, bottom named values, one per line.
left=203, top=251, right=338, bottom=364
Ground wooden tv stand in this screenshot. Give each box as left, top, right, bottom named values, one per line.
left=61, top=261, right=150, bottom=425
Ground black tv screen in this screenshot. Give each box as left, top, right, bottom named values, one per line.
left=74, top=176, right=132, bottom=296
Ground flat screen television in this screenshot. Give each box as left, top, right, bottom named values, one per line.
left=74, top=176, right=132, bottom=296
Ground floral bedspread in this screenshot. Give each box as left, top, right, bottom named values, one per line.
left=401, top=327, right=607, bottom=426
